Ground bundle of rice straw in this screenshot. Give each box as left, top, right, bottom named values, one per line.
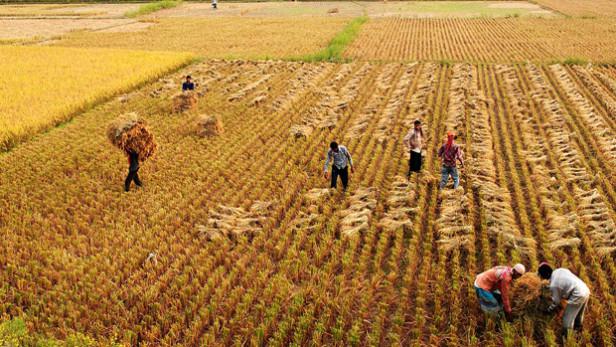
left=510, top=272, right=550, bottom=316
left=194, top=114, right=224, bottom=137
left=172, top=91, right=198, bottom=113
left=107, top=113, right=156, bottom=160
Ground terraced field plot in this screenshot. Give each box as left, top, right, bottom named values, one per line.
left=1, top=60, right=615, bottom=346
left=345, top=17, right=616, bottom=63
left=0, top=45, right=192, bottom=151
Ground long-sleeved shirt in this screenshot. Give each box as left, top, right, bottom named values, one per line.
left=323, top=146, right=353, bottom=173
left=128, top=151, right=139, bottom=172
left=474, top=266, right=513, bottom=313
left=438, top=143, right=464, bottom=168
left=403, top=129, right=423, bottom=153
left=548, top=269, right=590, bottom=309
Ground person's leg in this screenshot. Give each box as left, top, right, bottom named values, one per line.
left=574, top=298, right=588, bottom=330
left=408, top=151, right=413, bottom=180
left=452, top=167, right=460, bottom=189
left=331, top=167, right=339, bottom=189
left=133, top=170, right=142, bottom=187
left=475, top=287, right=501, bottom=314
left=125, top=171, right=135, bottom=192
left=439, top=166, right=449, bottom=189
left=562, top=302, right=584, bottom=340
left=340, top=166, right=349, bottom=191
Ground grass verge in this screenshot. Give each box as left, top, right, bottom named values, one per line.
left=293, top=16, right=367, bottom=63
left=125, top=0, right=181, bottom=18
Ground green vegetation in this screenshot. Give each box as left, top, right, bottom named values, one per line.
left=297, top=16, right=367, bottom=62
left=0, top=318, right=109, bottom=346
left=562, top=57, right=588, bottom=65
left=125, top=0, right=181, bottom=18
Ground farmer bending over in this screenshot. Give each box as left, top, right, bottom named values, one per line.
left=324, top=141, right=354, bottom=192
left=125, top=150, right=142, bottom=192
left=182, top=75, right=195, bottom=91
left=538, top=262, right=590, bottom=342
left=438, top=131, right=464, bottom=189
left=474, top=264, right=526, bottom=322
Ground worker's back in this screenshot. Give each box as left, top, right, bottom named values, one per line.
left=550, top=268, right=590, bottom=304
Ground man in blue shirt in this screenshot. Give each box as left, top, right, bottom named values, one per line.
left=182, top=75, right=195, bottom=91
left=324, top=141, right=354, bottom=191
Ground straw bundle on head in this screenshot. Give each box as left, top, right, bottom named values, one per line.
left=510, top=272, right=550, bottom=317
left=173, top=91, right=198, bottom=113
left=107, top=113, right=156, bottom=160
left=194, top=114, right=224, bottom=137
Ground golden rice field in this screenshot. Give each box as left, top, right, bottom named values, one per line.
left=535, top=0, right=616, bottom=18
left=0, top=46, right=192, bottom=151
left=1, top=59, right=615, bottom=346
left=344, top=17, right=616, bottom=63
left=53, top=17, right=349, bottom=59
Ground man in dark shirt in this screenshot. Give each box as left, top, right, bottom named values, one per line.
left=182, top=75, right=195, bottom=91
left=125, top=150, right=142, bottom=192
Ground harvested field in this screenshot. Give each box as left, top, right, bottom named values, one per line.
left=1, top=60, right=615, bottom=346
left=0, top=46, right=192, bottom=151
left=0, top=3, right=139, bottom=18
left=535, top=0, right=616, bottom=18
left=344, top=17, right=616, bottom=63
left=0, top=18, right=139, bottom=40
left=53, top=17, right=349, bottom=59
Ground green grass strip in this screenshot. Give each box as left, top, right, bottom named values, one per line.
left=294, top=16, right=367, bottom=63
left=125, top=0, right=181, bottom=18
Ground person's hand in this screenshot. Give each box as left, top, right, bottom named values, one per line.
left=324, top=171, right=329, bottom=180
left=505, top=312, right=514, bottom=323
left=350, top=166, right=355, bottom=174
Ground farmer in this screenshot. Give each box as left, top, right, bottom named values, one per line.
left=438, top=131, right=464, bottom=189
left=403, top=119, right=424, bottom=180
left=323, top=141, right=354, bottom=191
left=182, top=75, right=195, bottom=91
left=474, top=264, right=526, bottom=321
left=212, top=0, right=217, bottom=9
left=124, top=150, right=142, bottom=192
left=538, top=262, right=590, bottom=341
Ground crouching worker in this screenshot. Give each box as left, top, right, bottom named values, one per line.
left=474, top=264, right=526, bottom=321
left=125, top=150, right=142, bottom=192
left=538, top=262, right=590, bottom=341
left=324, top=141, right=354, bottom=192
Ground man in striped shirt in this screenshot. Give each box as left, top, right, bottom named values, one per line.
left=438, top=131, right=464, bottom=189
left=324, top=141, right=354, bottom=191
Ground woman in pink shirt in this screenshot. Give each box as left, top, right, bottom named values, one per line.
left=474, top=264, right=526, bottom=321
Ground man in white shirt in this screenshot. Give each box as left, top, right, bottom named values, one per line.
left=324, top=141, right=354, bottom=192
left=538, top=262, right=590, bottom=341
left=403, top=119, right=424, bottom=181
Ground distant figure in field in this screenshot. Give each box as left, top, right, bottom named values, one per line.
left=538, top=262, right=590, bottom=341
left=403, top=119, right=424, bottom=181
left=212, top=0, right=218, bottom=9
left=475, top=264, right=526, bottom=322
left=182, top=75, right=195, bottom=91
left=125, top=150, right=143, bottom=192
left=438, top=131, right=464, bottom=189
left=324, top=141, right=354, bottom=192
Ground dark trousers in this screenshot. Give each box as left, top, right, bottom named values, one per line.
left=125, top=169, right=142, bottom=191
left=331, top=166, right=349, bottom=190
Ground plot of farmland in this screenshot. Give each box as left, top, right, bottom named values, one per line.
left=535, top=0, right=616, bottom=18
left=0, top=46, right=192, bottom=151
left=1, top=60, right=615, bottom=345
left=53, top=17, right=349, bottom=59
left=344, top=17, right=616, bottom=63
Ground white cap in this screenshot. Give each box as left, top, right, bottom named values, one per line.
left=513, top=263, right=526, bottom=275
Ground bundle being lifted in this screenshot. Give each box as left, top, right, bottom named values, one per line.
left=107, top=112, right=156, bottom=160
left=193, top=114, right=224, bottom=137
left=172, top=91, right=198, bottom=113
left=510, top=272, right=551, bottom=317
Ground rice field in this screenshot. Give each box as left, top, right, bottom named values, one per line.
left=534, top=0, right=616, bottom=18
left=1, top=59, right=615, bottom=345
left=0, top=46, right=193, bottom=151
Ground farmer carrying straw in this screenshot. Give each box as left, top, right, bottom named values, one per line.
left=538, top=262, right=590, bottom=342
left=125, top=150, right=143, bottom=192
left=474, top=264, right=526, bottom=322
left=403, top=119, right=424, bottom=181
left=438, top=131, right=464, bottom=189
left=324, top=141, right=354, bottom=192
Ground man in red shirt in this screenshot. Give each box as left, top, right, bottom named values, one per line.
left=438, top=131, right=464, bottom=189
left=474, top=264, right=526, bottom=321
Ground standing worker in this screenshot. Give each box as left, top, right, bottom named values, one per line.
left=474, top=264, right=526, bottom=321
left=125, top=150, right=142, bottom=192
left=212, top=0, right=217, bottom=9
left=438, top=131, right=464, bottom=189
left=538, top=262, right=590, bottom=341
left=403, top=119, right=424, bottom=181
left=324, top=141, right=354, bottom=192
left=182, top=75, right=195, bottom=91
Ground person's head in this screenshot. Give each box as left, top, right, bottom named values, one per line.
left=512, top=263, right=526, bottom=279
left=446, top=131, right=455, bottom=147
left=330, top=141, right=339, bottom=152
left=414, top=119, right=422, bottom=131
left=186, top=75, right=192, bottom=82
left=538, top=262, right=553, bottom=280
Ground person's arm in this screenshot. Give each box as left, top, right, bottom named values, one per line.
left=438, top=145, right=444, bottom=158
left=457, top=147, right=464, bottom=166
left=547, top=285, right=561, bottom=313
left=500, top=276, right=512, bottom=315
left=403, top=131, right=412, bottom=150
left=345, top=148, right=354, bottom=173
left=324, top=150, right=331, bottom=173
